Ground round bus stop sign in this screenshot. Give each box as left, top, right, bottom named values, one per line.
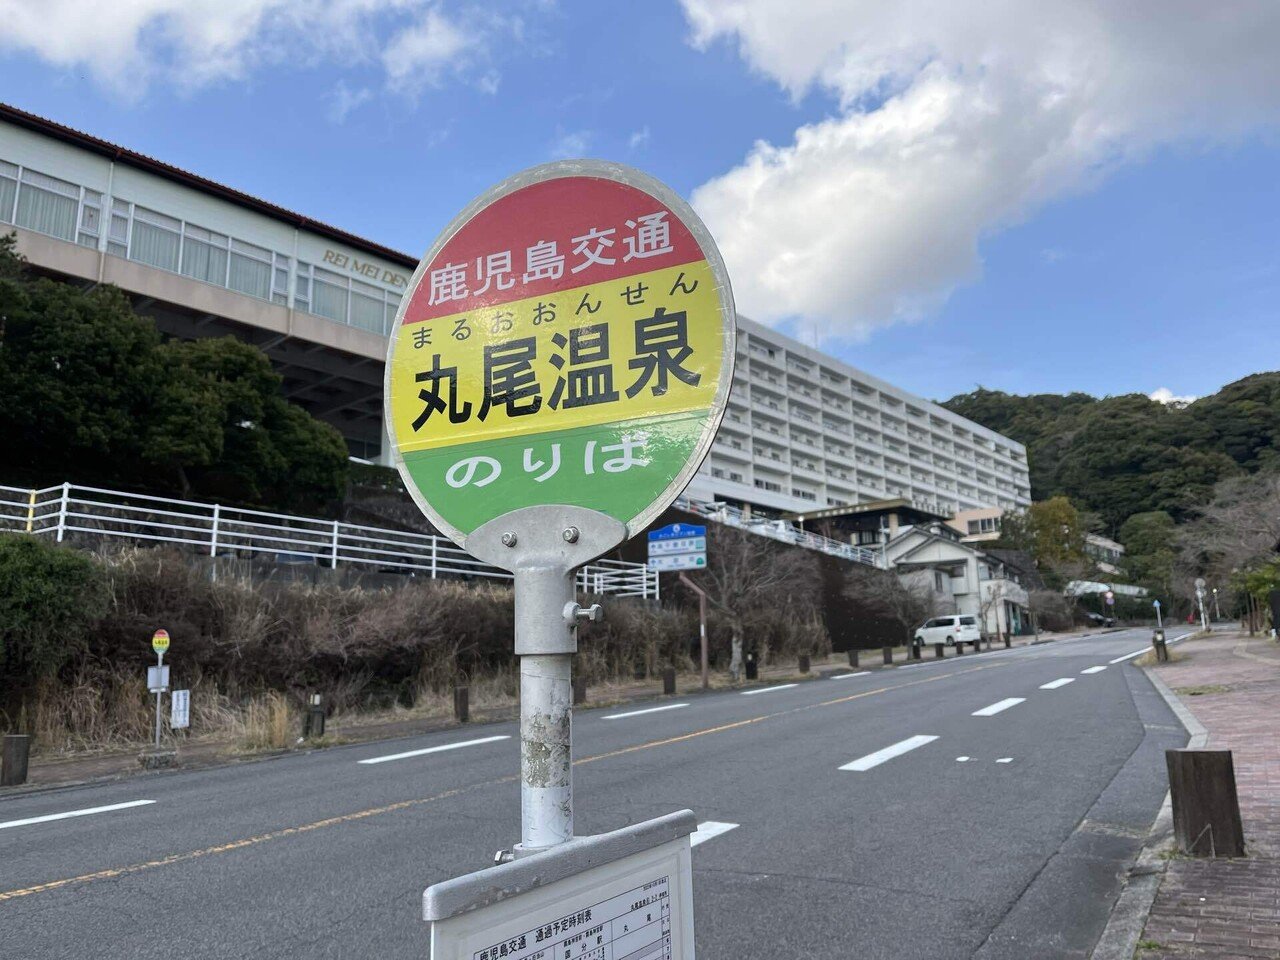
left=151, top=628, right=170, bottom=656
left=386, top=161, right=736, bottom=550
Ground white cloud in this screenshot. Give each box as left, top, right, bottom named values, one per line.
left=629, top=125, right=651, bottom=150
left=550, top=127, right=592, bottom=159
left=682, top=1, right=1280, bottom=338
left=1149, top=387, right=1197, bottom=406
left=382, top=6, right=474, bottom=96
left=0, top=0, right=518, bottom=99
left=327, top=80, right=372, bottom=123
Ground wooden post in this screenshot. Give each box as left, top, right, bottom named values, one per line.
left=453, top=686, right=470, bottom=724
left=1166, top=749, right=1245, bottom=857
left=572, top=675, right=587, bottom=706
left=882, top=645, right=893, bottom=665
left=798, top=654, right=810, bottom=674
left=2, top=734, right=30, bottom=787
left=847, top=648, right=859, bottom=669
left=934, top=642, right=944, bottom=659
left=662, top=667, right=676, bottom=695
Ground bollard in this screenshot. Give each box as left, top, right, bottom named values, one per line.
left=1166, top=749, right=1245, bottom=857
left=572, top=675, right=587, bottom=706
left=453, top=685, right=470, bottom=724
left=1153, top=629, right=1168, bottom=663
left=847, top=648, right=859, bottom=669
left=662, top=667, right=676, bottom=695
left=303, top=693, right=325, bottom=739
left=973, top=640, right=983, bottom=654
left=745, top=653, right=758, bottom=681
left=910, top=642, right=921, bottom=661
left=882, top=645, right=893, bottom=665
left=934, top=642, right=944, bottom=659
left=798, top=654, right=810, bottom=674
left=2, top=734, right=30, bottom=787
left=955, top=641, right=964, bottom=656
left=1003, top=633, right=1011, bottom=649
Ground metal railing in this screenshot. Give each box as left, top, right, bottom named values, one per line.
left=0, top=483, right=658, bottom=598
left=674, top=496, right=882, bottom=567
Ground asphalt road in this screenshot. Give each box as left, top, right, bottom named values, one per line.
left=0, top=626, right=1196, bottom=959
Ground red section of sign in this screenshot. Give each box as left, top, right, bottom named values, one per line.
left=403, top=176, right=706, bottom=325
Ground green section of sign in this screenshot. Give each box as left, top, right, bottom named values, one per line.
left=401, top=412, right=709, bottom=536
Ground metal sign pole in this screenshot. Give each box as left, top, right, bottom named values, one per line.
left=468, top=506, right=617, bottom=856
left=153, top=650, right=164, bottom=750
left=678, top=572, right=709, bottom=690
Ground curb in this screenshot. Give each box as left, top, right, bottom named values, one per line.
left=1089, top=665, right=1208, bottom=959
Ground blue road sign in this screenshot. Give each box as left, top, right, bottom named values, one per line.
left=648, top=523, right=707, bottom=542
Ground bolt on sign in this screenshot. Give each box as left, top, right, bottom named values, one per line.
left=386, top=161, right=735, bottom=544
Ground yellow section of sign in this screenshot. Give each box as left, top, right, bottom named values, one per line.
left=152, top=629, right=170, bottom=653
left=389, top=260, right=722, bottom=454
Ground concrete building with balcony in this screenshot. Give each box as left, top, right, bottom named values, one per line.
left=685, top=319, right=1031, bottom=519
left=0, top=102, right=1030, bottom=524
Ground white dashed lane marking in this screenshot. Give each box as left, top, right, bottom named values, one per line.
left=740, top=684, right=798, bottom=696
left=972, top=697, right=1025, bottom=717
left=1081, top=666, right=1108, bottom=675
left=839, top=735, right=939, bottom=772
left=1040, top=678, right=1075, bottom=689
left=0, top=799, right=155, bottom=831
left=357, top=735, right=510, bottom=765
left=690, top=821, right=739, bottom=847
left=603, top=704, right=689, bottom=720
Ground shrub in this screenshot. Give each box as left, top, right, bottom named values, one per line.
left=0, top=535, right=107, bottom=721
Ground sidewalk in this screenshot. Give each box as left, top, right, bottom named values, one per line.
left=1139, top=631, right=1280, bottom=958
left=1, top=624, right=1095, bottom=795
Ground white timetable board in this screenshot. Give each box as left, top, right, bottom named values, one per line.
left=425, top=813, right=696, bottom=960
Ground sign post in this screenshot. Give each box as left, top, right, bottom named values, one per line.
left=149, top=629, right=170, bottom=751
left=1154, top=599, right=1164, bottom=630
left=387, top=160, right=733, bottom=952
left=647, top=523, right=710, bottom=691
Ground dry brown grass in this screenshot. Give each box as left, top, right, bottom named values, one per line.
left=239, top=692, right=294, bottom=751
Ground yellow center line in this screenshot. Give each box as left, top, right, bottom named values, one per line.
left=0, top=662, right=1003, bottom=902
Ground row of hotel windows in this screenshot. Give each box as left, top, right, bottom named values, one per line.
left=707, top=464, right=1003, bottom=516
left=739, top=342, right=1023, bottom=461
left=0, top=158, right=403, bottom=335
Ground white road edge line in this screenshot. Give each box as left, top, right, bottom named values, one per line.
left=973, top=697, right=1025, bottom=717
left=996, top=758, right=1014, bottom=764
left=740, top=683, right=798, bottom=696
left=603, top=703, right=689, bottom=720
left=830, top=671, right=870, bottom=680
left=839, top=734, right=939, bottom=771
left=1040, top=678, right=1075, bottom=689
left=357, top=735, right=510, bottom=765
left=690, top=821, right=739, bottom=847
left=0, top=799, right=155, bottom=831
left=1081, top=666, right=1108, bottom=674
left=1110, top=649, right=1148, bottom=664
left=1110, top=630, right=1194, bottom=665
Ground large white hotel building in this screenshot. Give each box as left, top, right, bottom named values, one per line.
left=0, top=103, right=1030, bottom=521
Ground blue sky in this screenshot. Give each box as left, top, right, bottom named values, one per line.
left=2, top=0, right=1277, bottom=405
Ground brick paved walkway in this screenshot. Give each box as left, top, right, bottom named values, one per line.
left=1139, top=632, right=1280, bottom=959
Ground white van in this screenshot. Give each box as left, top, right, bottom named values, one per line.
left=914, top=615, right=981, bottom=647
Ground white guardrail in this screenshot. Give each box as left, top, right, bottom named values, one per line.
left=673, top=496, right=882, bottom=567
left=0, top=483, right=658, bottom=599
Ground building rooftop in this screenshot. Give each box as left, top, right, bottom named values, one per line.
left=0, top=101, right=418, bottom=269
